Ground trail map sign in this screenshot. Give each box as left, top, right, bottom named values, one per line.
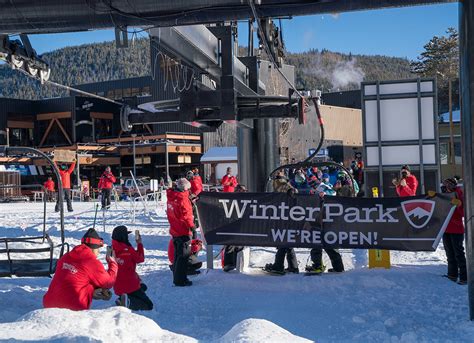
left=196, top=192, right=456, bottom=251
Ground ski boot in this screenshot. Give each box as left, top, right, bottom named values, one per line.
left=304, top=264, right=326, bottom=275
left=262, top=263, right=285, bottom=275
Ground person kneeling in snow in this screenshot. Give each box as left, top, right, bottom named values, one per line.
left=167, top=178, right=195, bottom=286
left=43, top=228, right=117, bottom=311
left=112, top=226, right=153, bottom=310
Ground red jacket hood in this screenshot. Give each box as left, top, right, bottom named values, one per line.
left=112, top=239, right=132, bottom=252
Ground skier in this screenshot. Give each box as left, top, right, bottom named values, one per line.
left=333, top=171, right=359, bottom=197
left=290, top=169, right=311, bottom=194
left=43, top=176, right=55, bottom=201
left=306, top=175, right=344, bottom=274
left=98, top=166, right=116, bottom=210
left=263, top=170, right=299, bottom=275
left=441, top=177, right=467, bottom=285
left=167, top=178, right=195, bottom=286
left=54, top=158, right=76, bottom=212
left=43, top=228, right=117, bottom=310
left=112, top=225, right=153, bottom=310
left=221, top=167, right=238, bottom=193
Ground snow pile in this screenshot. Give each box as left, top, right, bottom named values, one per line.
left=0, top=307, right=195, bottom=342
left=220, top=319, right=311, bottom=343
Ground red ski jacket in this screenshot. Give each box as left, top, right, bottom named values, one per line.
left=396, top=175, right=418, bottom=197
left=98, top=172, right=117, bottom=190
left=190, top=175, right=203, bottom=196
left=55, top=162, right=76, bottom=190
left=221, top=175, right=238, bottom=193
left=446, top=187, right=465, bottom=234
left=167, top=189, right=194, bottom=237
left=112, top=240, right=144, bottom=295
left=43, top=244, right=117, bottom=311
left=44, top=180, right=55, bottom=192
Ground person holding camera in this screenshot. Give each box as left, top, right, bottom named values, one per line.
left=112, top=225, right=153, bottom=310
left=98, top=166, right=116, bottom=210
left=393, top=165, right=418, bottom=197
left=441, top=177, right=467, bottom=285
left=43, top=228, right=117, bottom=310
left=167, top=178, right=195, bottom=286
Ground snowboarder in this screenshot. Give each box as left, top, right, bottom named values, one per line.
left=43, top=176, right=55, bottom=202
left=168, top=238, right=203, bottom=274
left=166, top=178, right=195, bottom=286
left=54, top=158, right=76, bottom=212
left=306, top=177, right=344, bottom=275
left=221, top=167, right=238, bottom=193
left=222, top=183, right=247, bottom=272
left=98, top=166, right=116, bottom=210
left=441, top=177, right=467, bottom=285
left=290, top=169, right=311, bottom=194
left=112, top=225, right=153, bottom=310
left=43, top=228, right=117, bottom=310
left=264, top=170, right=299, bottom=275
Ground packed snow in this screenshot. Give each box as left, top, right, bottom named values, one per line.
left=0, top=201, right=473, bottom=342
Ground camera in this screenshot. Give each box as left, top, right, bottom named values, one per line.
left=441, top=185, right=448, bottom=193
left=401, top=171, right=408, bottom=179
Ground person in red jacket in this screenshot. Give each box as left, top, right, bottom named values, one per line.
left=55, top=159, right=76, bottom=212
left=167, top=178, right=195, bottom=286
left=221, top=167, right=238, bottom=193
left=43, top=176, right=55, bottom=202
left=187, top=168, right=203, bottom=197
left=441, top=177, right=467, bottom=285
left=112, top=225, right=153, bottom=310
left=43, top=228, right=117, bottom=310
left=393, top=165, right=418, bottom=197
left=98, top=166, right=117, bottom=210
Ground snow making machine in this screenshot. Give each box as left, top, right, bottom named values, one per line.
left=0, top=146, right=69, bottom=277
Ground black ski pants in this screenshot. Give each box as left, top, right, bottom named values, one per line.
left=310, top=247, right=344, bottom=272
left=127, top=283, right=153, bottom=311
left=443, top=233, right=467, bottom=282
left=172, top=235, right=191, bottom=285
left=101, top=188, right=112, bottom=209
left=55, top=189, right=73, bottom=212
left=273, top=248, right=298, bottom=271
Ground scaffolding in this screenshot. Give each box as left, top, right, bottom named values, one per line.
left=0, top=171, right=21, bottom=199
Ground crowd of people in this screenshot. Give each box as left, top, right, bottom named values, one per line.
left=41, top=158, right=467, bottom=313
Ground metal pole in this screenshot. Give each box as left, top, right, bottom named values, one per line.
left=132, top=134, right=137, bottom=177
left=459, top=0, right=474, bottom=320
left=376, top=81, right=384, bottom=196
left=165, top=141, right=170, bottom=182
left=416, top=78, right=425, bottom=194
left=6, top=128, right=9, bottom=147
left=449, top=79, right=455, bottom=165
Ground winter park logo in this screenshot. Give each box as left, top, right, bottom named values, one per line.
left=401, top=200, right=435, bottom=229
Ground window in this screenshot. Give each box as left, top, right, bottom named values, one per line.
left=440, top=143, right=448, bottom=165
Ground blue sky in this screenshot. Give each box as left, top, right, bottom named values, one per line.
left=28, top=2, right=458, bottom=60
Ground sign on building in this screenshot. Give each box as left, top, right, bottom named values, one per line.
left=362, top=79, right=440, bottom=196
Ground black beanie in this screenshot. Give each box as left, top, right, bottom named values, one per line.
left=112, top=225, right=132, bottom=246
left=81, top=228, right=104, bottom=249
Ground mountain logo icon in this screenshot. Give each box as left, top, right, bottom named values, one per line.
left=401, top=200, right=436, bottom=229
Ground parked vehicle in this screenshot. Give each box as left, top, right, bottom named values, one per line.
left=121, top=178, right=151, bottom=197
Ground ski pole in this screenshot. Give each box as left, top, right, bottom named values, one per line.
left=92, top=204, right=99, bottom=229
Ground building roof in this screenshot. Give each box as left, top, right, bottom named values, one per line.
left=201, top=147, right=237, bottom=162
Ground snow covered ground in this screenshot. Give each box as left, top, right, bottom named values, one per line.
left=0, top=201, right=473, bottom=342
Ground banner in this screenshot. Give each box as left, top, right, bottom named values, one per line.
left=196, top=192, right=457, bottom=251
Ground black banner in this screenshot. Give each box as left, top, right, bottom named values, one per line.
left=196, top=192, right=457, bottom=251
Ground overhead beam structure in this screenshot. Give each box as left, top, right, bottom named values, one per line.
left=0, top=0, right=455, bottom=34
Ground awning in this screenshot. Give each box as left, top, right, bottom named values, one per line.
left=201, top=147, right=237, bottom=163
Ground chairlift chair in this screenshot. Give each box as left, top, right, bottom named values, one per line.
left=0, top=146, right=69, bottom=277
